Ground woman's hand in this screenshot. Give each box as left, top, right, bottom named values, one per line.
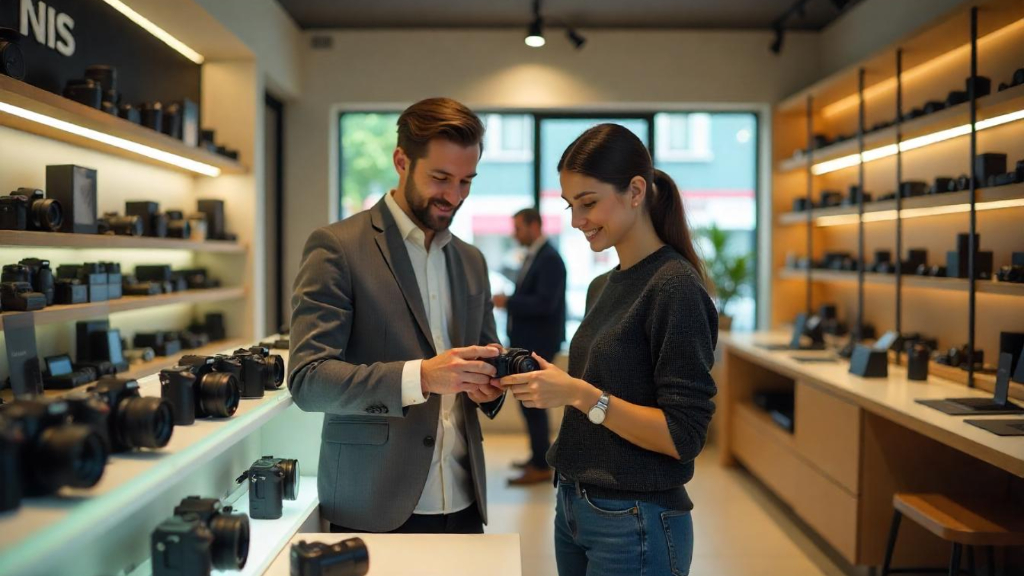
left=498, top=354, right=601, bottom=410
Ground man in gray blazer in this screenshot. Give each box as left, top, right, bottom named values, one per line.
left=289, top=98, right=506, bottom=534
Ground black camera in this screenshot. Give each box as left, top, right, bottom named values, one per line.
left=125, top=201, right=169, bottom=238
left=160, top=362, right=239, bottom=425
left=64, top=376, right=174, bottom=452
left=42, top=354, right=96, bottom=389
left=0, top=27, right=27, bottom=80
left=232, top=346, right=285, bottom=397
left=0, top=189, right=63, bottom=232
left=54, top=278, right=88, bottom=305
left=99, top=212, right=144, bottom=236
left=485, top=348, right=539, bottom=378
left=13, top=258, right=55, bottom=306
left=63, top=78, right=102, bottom=109
left=1, top=281, right=46, bottom=311
left=166, top=211, right=191, bottom=239
left=291, top=538, right=369, bottom=576
left=247, top=455, right=299, bottom=520
left=136, top=331, right=183, bottom=356
left=0, top=398, right=108, bottom=498
left=151, top=496, right=250, bottom=576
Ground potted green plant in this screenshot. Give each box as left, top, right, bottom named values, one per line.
left=700, top=224, right=753, bottom=332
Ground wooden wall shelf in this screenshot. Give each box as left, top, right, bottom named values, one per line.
left=778, top=268, right=1024, bottom=296
left=0, top=287, right=246, bottom=332
left=0, top=230, right=245, bottom=252
left=0, top=76, right=246, bottom=177
left=778, top=182, right=1024, bottom=226
left=778, top=84, right=1024, bottom=173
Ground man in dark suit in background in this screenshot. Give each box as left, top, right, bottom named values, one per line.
left=493, top=208, right=566, bottom=485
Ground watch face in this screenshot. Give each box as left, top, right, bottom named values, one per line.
left=588, top=406, right=606, bottom=425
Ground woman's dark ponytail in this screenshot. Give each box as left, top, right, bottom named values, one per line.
left=558, top=123, right=708, bottom=286
left=650, top=169, right=708, bottom=285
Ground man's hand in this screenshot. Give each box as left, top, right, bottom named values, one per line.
left=467, top=381, right=504, bottom=405
left=421, top=345, right=500, bottom=396
left=492, top=294, right=508, bottom=309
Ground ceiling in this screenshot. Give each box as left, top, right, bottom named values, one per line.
left=276, top=0, right=860, bottom=31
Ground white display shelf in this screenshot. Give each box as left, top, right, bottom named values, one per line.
left=0, top=346, right=293, bottom=576
left=777, top=267, right=1024, bottom=296
left=0, top=230, right=246, bottom=253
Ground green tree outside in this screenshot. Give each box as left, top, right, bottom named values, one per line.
left=340, top=113, right=400, bottom=217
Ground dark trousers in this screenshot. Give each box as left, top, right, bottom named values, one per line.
left=516, top=346, right=555, bottom=470
left=329, top=502, right=483, bottom=535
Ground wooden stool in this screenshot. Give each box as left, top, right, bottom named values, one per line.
left=881, top=493, right=1024, bottom=576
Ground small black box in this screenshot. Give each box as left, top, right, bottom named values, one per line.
left=204, top=312, right=226, bottom=341
left=975, top=153, right=1007, bottom=184
left=76, top=320, right=110, bottom=364
left=197, top=200, right=226, bottom=240
left=946, top=90, right=969, bottom=107
left=54, top=279, right=88, bottom=304
left=793, top=198, right=811, bottom=212
left=907, top=344, right=930, bottom=381
left=849, top=344, right=888, bottom=378
left=966, top=76, right=992, bottom=99
left=900, top=181, right=928, bottom=198
left=45, top=165, right=98, bottom=234
left=930, top=177, right=955, bottom=194
left=135, top=265, right=173, bottom=283
left=947, top=250, right=993, bottom=279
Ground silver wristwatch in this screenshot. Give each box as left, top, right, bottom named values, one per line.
left=587, top=393, right=610, bottom=425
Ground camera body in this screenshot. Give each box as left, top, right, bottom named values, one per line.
left=0, top=398, right=108, bottom=498
left=42, top=354, right=96, bottom=389
left=248, top=455, right=299, bottom=520
left=485, top=348, right=540, bottom=378
left=1, top=280, right=47, bottom=311
left=151, top=496, right=250, bottom=576
left=290, top=538, right=370, bottom=576
left=81, top=377, right=174, bottom=452
left=231, top=346, right=285, bottom=397
left=160, top=361, right=239, bottom=425
left=0, top=189, right=63, bottom=232
left=18, top=258, right=55, bottom=306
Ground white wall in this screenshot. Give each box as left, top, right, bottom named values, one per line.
left=281, top=28, right=821, bottom=314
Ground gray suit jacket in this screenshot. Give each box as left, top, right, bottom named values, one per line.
left=288, top=197, right=504, bottom=532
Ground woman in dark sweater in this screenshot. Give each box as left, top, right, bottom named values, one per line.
left=499, top=123, right=718, bottom=576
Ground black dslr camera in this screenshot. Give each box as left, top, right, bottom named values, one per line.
left=1, top=280, right=46, bottom=311
left=160, top=361, right=240, bottom=425
left=291, top=538, right=369, bottom=576
left=62, top=376, right=174, bottom=453
left=232, top=346, right=285, bottom=397
left=485, top=348, right=540, bottom=378
left=18, top=258, right=55, bottom=305
left=0, top=189, right=63, bottom=232
left=0, top=398, right=108, bottom=504
left=247, top=455, right=299, bottom=520
left=151, top=496, right=250, bottom=576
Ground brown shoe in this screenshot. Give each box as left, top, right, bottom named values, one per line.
left=507, top=464, right=554, bottom=486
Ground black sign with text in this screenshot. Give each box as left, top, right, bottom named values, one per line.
left=0, top=0, right=200, bottom=109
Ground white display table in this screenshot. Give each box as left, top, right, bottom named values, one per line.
left=264, top=533, right=523, bottom=576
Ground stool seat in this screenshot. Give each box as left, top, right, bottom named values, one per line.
left=893, top=493, right=1024, bottom=547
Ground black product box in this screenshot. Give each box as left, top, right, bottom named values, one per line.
left=100, top=262, right=122, bottom=300
left=793, top=198, right=811, bottom=212
left=930, top=177, right=955, bottom=194
left=946, top=90, right=969, bottom=107
left=849, top=344, right=888, bottom=378
left=818, top=191, right=843, bottom=208
left=204, top=312, right=226, bottom=341
left=45, top=165, right=98, bottom=234
left=1013, top=252, right=1024, bottom=267
left=900, top=181, right=927, bottom=198
left=76, top=320, right=110, bottom=364
left=975, top=153, right=1007, bottom=185
left=54, top=279, right=88, bottom=304
left=947, top=250, right=994, bottom=279
left=4, top=313, right=43, bottom=396
left=197, top=200, right=226, bottom=240
left=135, top=265, right=173, bottom=283
left=966, top=75, right=992, bottom=99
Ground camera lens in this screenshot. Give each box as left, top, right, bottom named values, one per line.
left=36, top=424, right=107, bottom=490
left=210, top=512, right=249, bottom=570
left=199, top=372, right=239, bottom=417
left=280, top=458, right=300, bottom=500
left=31, top=198, right=62, bottom=231
left=116, top=396, right=174, bottom=449
left=509, top=355, right=539, bottom=374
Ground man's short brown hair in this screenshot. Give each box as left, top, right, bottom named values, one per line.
left=514, top=208, right=542, bottom=227
left=396, top=97, right=485, bottom=163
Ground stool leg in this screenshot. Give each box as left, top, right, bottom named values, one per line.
left=949, top=543, right=963, bottom=576
left=881, top=511, right=902, bottom=576
left=985, top=547, right=995, bottom=576
left=967, top=546, right=976, bottom=576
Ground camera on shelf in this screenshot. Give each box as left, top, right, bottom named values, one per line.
left=0, top=27, right=27, bottom=80
left=136, top=331, right=183, bottom=357
left=232, top=346, right=285, bottom=395
left=61, top=376, right=174, bottom=453
left=42, top=354, right=96, bottom=389
left=122, top=274, right=162, bottom=296
left=247, top=455, right=299, bottom=520
left=934, top=345, right=984, bottom=371
left=179, top=353, right=251, bottom=396
left=151, top=496, right=250, bottom=576
left=17, top=258, right=56, bottom=306
left=125, top=201, right=169, bottom=238
left=1, top=281, right=46, bottom=311
left=997, top=253, right=1024, bottom=284
left=53, top=278, right=88, bottom=305
left=124, top=345, right=156, bottom=365
left=0, top=188, right=63, bottom=232
left=165, top=210, right=192, bottom=239
left=0, top=398, right=108, bottom=505
left=57, top=263, right=111, bottom=303
left=160, top=361, right=240, bottom=425
left=485, top=348, right=539, bottom=378
left=99, top=212, right=144, bottom=237
left=76, top=320, right=129, bottom=374
left=291, top=538, right=369, bottom=576
left=63, top=78, right=102, bottom=109
left=998, top=67, right=1024, bottom=92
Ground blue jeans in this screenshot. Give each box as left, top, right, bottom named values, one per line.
left=554, top=481, right=694, bottom=576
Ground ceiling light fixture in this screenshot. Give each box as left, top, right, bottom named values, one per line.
left=566, top=27, right=586, bottom=50
left=525, top=0, right=545, bottom=48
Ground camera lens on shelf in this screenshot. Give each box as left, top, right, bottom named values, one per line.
left=0, top=27, right=27, bottom=80
left=291, top=538, right=369, bottom=576
left=209, top=511, right=250, bottom=570
left=199, top=372, right=240, bottom=417
left=63, top=78, right=102, bottom=109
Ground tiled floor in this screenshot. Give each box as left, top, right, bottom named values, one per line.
left=483, top=434, right=852, bottom=576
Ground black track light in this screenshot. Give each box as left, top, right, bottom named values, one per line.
left=770, top=24, right=784, bottom=54
left=525, top=0, right=545, bottom=48
left=566, top=28, right=586, bottom=50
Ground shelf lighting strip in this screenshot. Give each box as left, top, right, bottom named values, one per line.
left=0, top=101, right=222, bottom=177
left=815, top=197, right=1024, bottom=227
left=101, top=0, right=205, bottom=65
left=811, top=108, right=1024, bottom=175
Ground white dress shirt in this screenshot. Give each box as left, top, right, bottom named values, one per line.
left=384, top=190, right=474, bottom=515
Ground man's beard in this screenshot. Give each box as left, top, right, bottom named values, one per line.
left=404, top=176, right=461, bottom=232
